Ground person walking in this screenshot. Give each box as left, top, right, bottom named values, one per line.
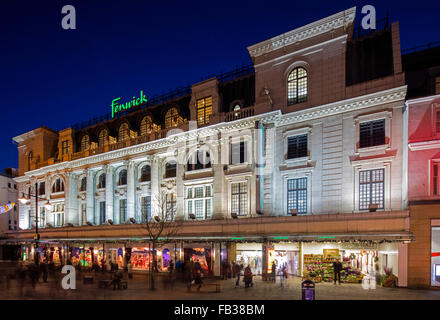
left=244, top=266, right=253, bottom=288
left=271, top=261, right=276, bottom=282
left=194, top=269, right=203, bottom=292
left=42, top=260, right=49, bottom=283
left=127, top=261, right=133, bottom=279
left=235, top=264, right=242, bottom=287
left=333, top=259, right=343, bottom=285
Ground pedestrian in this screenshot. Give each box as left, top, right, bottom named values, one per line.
left=271, top=261, right=276, bottom=282
left=235, top=264, right=242, bottom=287
left=112, top=270, right=122, bottom=290
left=333, top=259, right=343, bottom=285
left=226, top=261, right=232, bottom=279
left=244, top=266, right=253, bottom=288
left=194, top=269, right=203, bottom=292
left=222, top=261, right=227, bottom=280
left=232, top=261, right=237, bottom=277
left=127, top=261, right=133, bottom=279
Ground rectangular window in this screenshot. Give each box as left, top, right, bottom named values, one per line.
left=436, top=108, right=440, bottom=134
left=231, top=141, right=247, bottom=164
left=81, top=203, right=87, bottom=225
left=28, top=210, right=32, bottom=229
left=52, top=203, right=64, bottom=227
left=359, top=169, right=385, bottom=210
left=185, top=185, right=213, bottom=220
left=287, top=178, right=307, bottom=214
left=166, top=193, right=176, bottom=221
left=287, top=134, right=307, bottom=159
left=39, top=182, right=45, bottom=195
left=231, top=182, right=248, bottom=216
left=196, top=96, right=213, bottom=126
left=99, top=201, right=106, bottom=224
left=39, top=207, right=46, bottom=228
left=62, top=140, right=69, bottom=156
left=433, top=163, right=439, bottom=196
left=359, top=119, right=385, bottom=148
left=119, top=199, right=127, bottom=223
left=141, top=196, right=151, bottom=222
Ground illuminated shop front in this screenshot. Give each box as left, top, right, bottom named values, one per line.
left=431, top=227, right=440, bottom=286
left=184, top=243, right=212, bottom=274
left=301, top=241, right=399, bottom=283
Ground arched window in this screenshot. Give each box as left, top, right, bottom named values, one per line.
left=165, top=108, right=182, bottom=129
left=287, top=67, right=308, bottom=105
left=79, top=177, right=87, bottom=192
left=165, top=161, right=176, bottom=178
left=28, top=151, right=33, bottom=171
left=52, top=178, right=64, bottom=193
left=187, top=150, right=211, bottom=171
left=140, top=116, right=156, bottom=136
left=140, top=165, right=151, bottom=182
left=98, top=129, right=109, bottom=147
left=98, top=173, right=106, bottom=189
left=80, top=135, right=90, bottom=151
left=118, top=123, right=129, bottom=141
left=119, top=169, right=127, bottom=185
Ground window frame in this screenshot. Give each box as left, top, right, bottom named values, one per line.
left=196, top=96, right=213, bottom=126
left=185, top=184, right=213, bottom=220
left=358, top=168, right=385, bottom=211
left=187, top=150, right=212, bottom=171
left=286, top=177, right=308, bottom=215
left=230, top=181, right=248, bottom=216
left=287, top=67, right=308, bottom=105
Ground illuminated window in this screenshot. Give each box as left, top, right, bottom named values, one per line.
left=52, top=178, right=64, bottom=193
left=359, top=119, right=385, bottom=148
left=98, top=173, right=106, bottom=189
left=231, top=182, right=248, bottom=216
left=287, top=67, right=307, bottom=105
left=52, top=203, right=64, bottom=227
left=187, top=150, right=211, bottom=171
left=140, top=116, right=158, bottom=135
left=140, top=165, right=151, bottom=182
left=61, top=140, right=69, bottom=156
left=98, top=129, right=109, bottom=147
left=39, top=207, right=46, bottom=228
left=80, top=135, right=90, bottom=151
left=185, top=185, right=212, bottom=219
left=359, top=169, right=384, bottom=210
left=196, top=96, right=213, bottom=126
left=287, top=178, right=307, bottom=215
left=165, top=108, right=182, bottom=129
left=99, top=201, right=106, bottom=224
left=81, top=203, right=87, bottom=225
left=433, top=162, right=440, bottom=196
left=287, top=135, right=307, bottom=159
left=118, top=123, right=129, bottom=141
left=119, top=169, right=127, bottom=185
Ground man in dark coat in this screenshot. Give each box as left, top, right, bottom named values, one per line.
left=333, top=259, right=343, bottom=285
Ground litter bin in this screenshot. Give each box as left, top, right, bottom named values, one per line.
left=301, top=280, right=315, bottom=300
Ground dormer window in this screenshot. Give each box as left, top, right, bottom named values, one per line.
left=196, top=96, right=213, bottom=126
left=118, top=123, right=129, bottom=141
left=287, top=67, right=307, bottom=105
left=98, top=129, right=109, bottom=147
left=165, top=108, right=182, bottom=129
left=80, top=135, right=90, bottom=151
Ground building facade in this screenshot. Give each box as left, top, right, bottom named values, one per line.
left=6, top=7, right=413, bottom=284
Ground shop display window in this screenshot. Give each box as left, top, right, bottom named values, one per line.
left=431, top=227, right=440, bottom=286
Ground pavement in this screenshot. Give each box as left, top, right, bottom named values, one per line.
left=1, top=271, right=440, bottom=300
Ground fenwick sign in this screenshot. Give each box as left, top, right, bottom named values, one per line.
left=111, top=90, right=148, bottom=118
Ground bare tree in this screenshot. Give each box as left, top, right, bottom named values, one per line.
left=142, top=189, right=181, bottom=290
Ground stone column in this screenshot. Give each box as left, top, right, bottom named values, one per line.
left=29, top=178, right=37, bottom=229
left=213, top=242, right=221, bottom=276
left=126, top=160, right=135, bottom=221
left=85, top=169, right=95, bottom=224
left=150, top=156, right=160, bottom=217
left=105, top=165, right=114, bottom=223
left=212, top=136, right=226, bottom=219
left=175, top=153, right=185, bottom=221
left=65, top=171, right=79, bottom=225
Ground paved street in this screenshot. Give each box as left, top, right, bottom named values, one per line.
left=1, top=270, right=440, bottom=300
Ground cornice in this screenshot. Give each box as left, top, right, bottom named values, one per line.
left=277, top=85, right=407, bottom=127
left=18, top=111, right=280, bottom=181
left=408, top=139, right=440, bottom=151
left=247, top=7, right=356, bottom=58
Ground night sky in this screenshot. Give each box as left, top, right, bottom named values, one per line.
left=1, top=0, right=439, bottom=171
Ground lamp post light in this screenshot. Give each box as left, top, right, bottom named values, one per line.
left=18, top=182, right=50, bottom=266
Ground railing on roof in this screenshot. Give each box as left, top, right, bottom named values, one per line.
left=351, top=14, right=390, bottom=40
left=401, top=41, right=440, bottom=55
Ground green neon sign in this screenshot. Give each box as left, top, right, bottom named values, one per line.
left=231, top=237, right=244, bottom=240
left=111, top=90, right=148, bottom=118
left=273, top=236, right=289, bottom=240
left=317, top=236, right=335, bottom=239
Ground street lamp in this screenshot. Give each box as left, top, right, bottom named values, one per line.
left=18, top=182, right=48, bottom=266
